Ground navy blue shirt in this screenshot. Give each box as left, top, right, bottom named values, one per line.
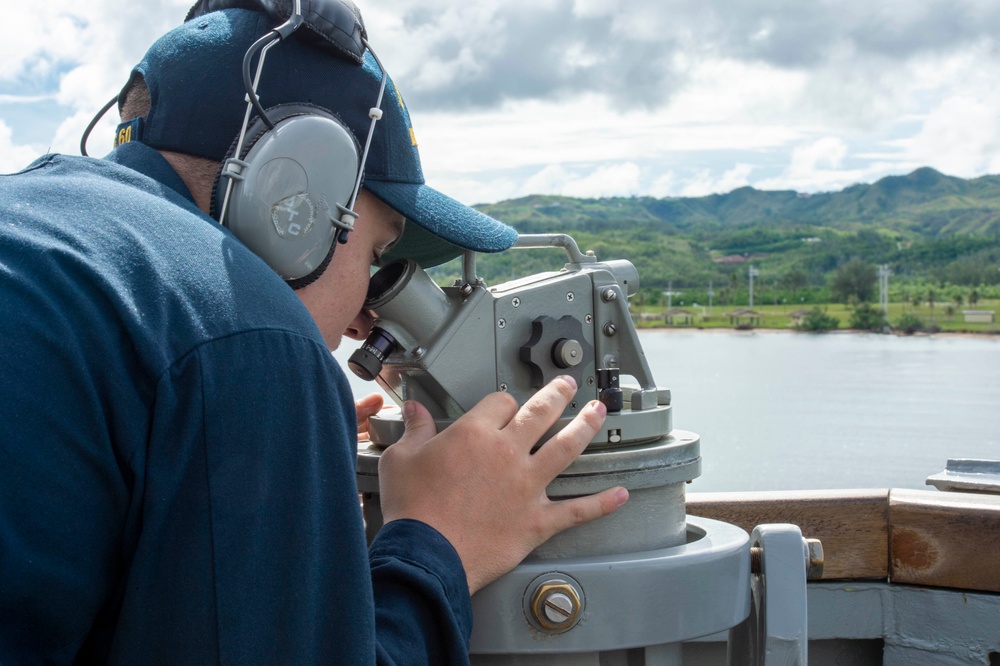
left=0, top=144, right=471, bottom=664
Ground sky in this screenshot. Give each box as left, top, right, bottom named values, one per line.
left=4, top=0, right=1000, bottom=206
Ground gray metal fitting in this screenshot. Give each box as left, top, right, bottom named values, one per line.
left=602, top=288, right=617, bottom=302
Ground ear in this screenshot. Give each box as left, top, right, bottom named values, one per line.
left=213, top=104, right=361, bottom=281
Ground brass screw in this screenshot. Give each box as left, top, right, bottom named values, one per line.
left=531, top=581, right=581, bottom=631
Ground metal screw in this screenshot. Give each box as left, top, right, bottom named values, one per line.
left=499, top=383, right=509, bottom=392
left=603, top=322, right=618, bottom=336
left=542, top=593, right=574, bottom=623
left=512, top=297, right=521, bottom=308
left=531, top=581, right=581, bottom=631
left=587, top=377, right=595, bottom=386
left=460, top=283, right=474, bottom=297
left=498, top=319, right=506, bottom=329
left=412, top=347, right=425, bottom=359
left=566, top=293, right=575, bottom=302
left=585, top=314, right=593, bottom=324
left=750, top=538, right=825, bottom=580
left=805, top=538, right=824, bottom=580
left=602, top=288, right=617, bottom=302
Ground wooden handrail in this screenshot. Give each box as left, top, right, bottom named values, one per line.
left=687, top=488, right=1000, bottom=593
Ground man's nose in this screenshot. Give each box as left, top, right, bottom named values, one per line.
left=345, top=309, right=375, bottom=340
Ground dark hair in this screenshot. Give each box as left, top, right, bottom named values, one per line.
left=119, top=73, right=151, bottom=121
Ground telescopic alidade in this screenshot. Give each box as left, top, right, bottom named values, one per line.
left=351, top=234, right=816, bottom=665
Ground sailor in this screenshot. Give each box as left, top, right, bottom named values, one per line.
left=0, top=2, right=627, bottom=663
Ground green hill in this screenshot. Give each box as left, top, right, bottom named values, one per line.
left=449, top=168, right=1000, bottom=300
left=477, top=167, right=1000, bottom=238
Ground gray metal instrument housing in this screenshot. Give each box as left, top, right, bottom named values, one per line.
left=362, top=234, right=670, bottom=448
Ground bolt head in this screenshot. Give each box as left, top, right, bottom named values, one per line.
left=805, top=538, right=824, bottom=579
left=531, top=581, right=581, bottom=631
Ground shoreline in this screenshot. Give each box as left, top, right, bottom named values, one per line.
left=637, top=326, right=1000, bottom=339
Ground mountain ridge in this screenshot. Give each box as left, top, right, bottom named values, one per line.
left=475, top=167, right=1000, bottom=238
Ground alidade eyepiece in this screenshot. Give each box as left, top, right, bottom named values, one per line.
left=348, top=327, right=398, bottom=381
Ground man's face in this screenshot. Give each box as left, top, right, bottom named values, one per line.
left=296, top=190, right=404, bottom=350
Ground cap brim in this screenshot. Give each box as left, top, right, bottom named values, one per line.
left=366, top=180, right=518, bottom=268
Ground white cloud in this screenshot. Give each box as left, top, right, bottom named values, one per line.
left=680, top=164, right=754, bottom=197
left=894, top=95, right=1000, bottom=178
left=0, top=121, right=48, bottom=175
left=8, top=0, right=1000, bottom=204
left=571, top=0, right=619, bottom=19
left=790, top=137, right=848, bottom=174
left=0, top=1, right=190, bottom=164
left=520, top=162, right=643, bottom=198
left=649, top=171, right=678, bottom=198
left=755, top=138, right=869, bottom=192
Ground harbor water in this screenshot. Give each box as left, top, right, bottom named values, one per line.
left=336, top=330, right=1000, bottom=492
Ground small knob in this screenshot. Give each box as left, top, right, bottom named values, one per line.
left=553, top=338, right=583, bottom=368
left=597, top=368, right=623, bottom=412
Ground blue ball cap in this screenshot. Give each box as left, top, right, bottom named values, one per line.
left=126, top=8, right=516, bottom=267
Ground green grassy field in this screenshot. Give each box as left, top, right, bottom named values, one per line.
left=630, top=299, right=1000, bottom=334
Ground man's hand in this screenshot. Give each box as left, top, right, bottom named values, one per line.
left=355, top=392, right=384, bottom=442
left=377, top=375, right=629, bottom=594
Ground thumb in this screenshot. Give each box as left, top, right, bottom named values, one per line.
left=399, top=400, right=437, bottom=446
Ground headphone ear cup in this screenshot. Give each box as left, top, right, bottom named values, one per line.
left=213, top=104, right=361, bottom=281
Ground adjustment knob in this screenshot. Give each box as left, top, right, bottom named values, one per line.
left=519, top=315, right=593, bottom=388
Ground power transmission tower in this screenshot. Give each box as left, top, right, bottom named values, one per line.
left=878, top=264, right=892, bottom=314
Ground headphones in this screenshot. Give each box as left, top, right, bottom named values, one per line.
left=215, top=0, right=387, bottom=286
left=82, top=0, right=386, bottom=288
left=211, top=103, right=362, bottom=284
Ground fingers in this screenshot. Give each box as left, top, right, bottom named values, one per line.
left=502, top=375, right=579, bottom=445
left=532, top=399, right=607, bottom=479
left=460, top=390, right=520, bottom=429
left=545, top=486, right=629, bottom=536
left=355, top=392, right=384, bottom=427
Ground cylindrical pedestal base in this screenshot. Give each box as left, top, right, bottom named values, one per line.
left=468, top=517, right=750, bottom=661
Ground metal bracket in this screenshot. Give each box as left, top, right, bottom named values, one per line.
left=926, top=458, right=1000, bottom=494
left=728, top=524, right=810, bottom=665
